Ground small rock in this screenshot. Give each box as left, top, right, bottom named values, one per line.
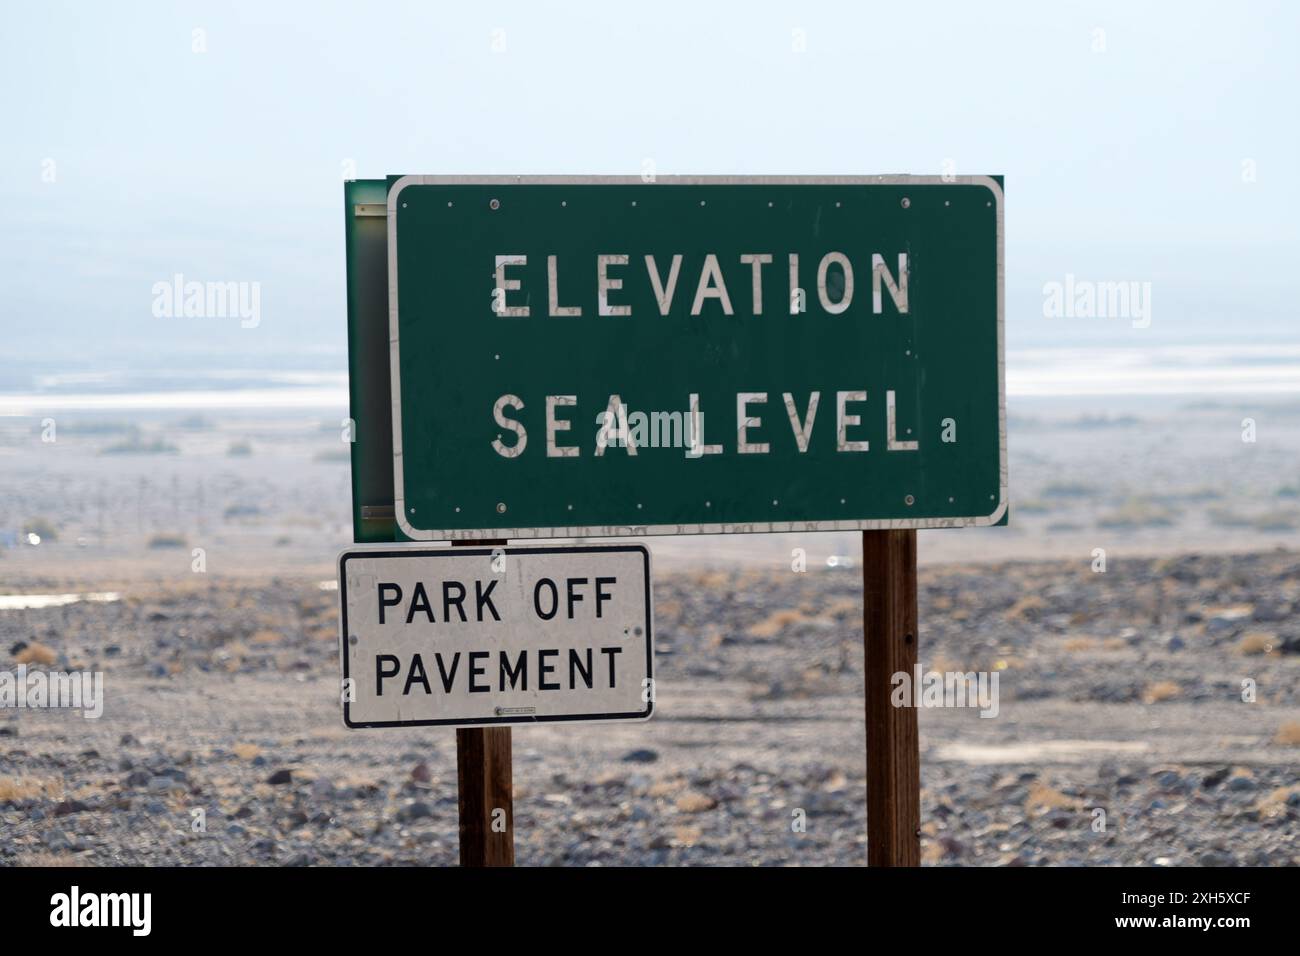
left=1253, top=601, right=1291, bottom=623
left=42, top=829, right=74, bottom=852
left=266, top=769, right=293, bottom=786
left=1201, top=766, right=1231, bottom=789
left=397, top=801, right=434, bottom=822
left=939, top=836, right=965, bottom=858
left=622, top=749, right=659, bottom=764
left=124, top=769, right=151, bottom=788
left=1153, top=770, right=1185, bottom=792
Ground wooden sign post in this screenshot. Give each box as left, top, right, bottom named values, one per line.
left=863, top=529, right=921, bottom=866
left=455, top=727, right=514, bottom=866
left=452, top=538, right=515, bottom=866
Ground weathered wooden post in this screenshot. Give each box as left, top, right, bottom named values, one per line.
left=863, top=529, right=921, bottom=866
left=454, top=726, right=514, bottom=866
left=452, top=539, right=514, bottom=866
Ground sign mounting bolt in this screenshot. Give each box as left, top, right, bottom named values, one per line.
left=905, top=495, right=915, bottom=506
left=496, top=502, right=507, bottom=514
left=489, top=198, right=500, bottom=210
left=901, top=197, right=911, bottom=209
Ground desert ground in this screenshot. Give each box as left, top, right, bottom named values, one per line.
left=1, top=550, right=1297, bottom=866
left=2, top=398, right=1298, bottom=865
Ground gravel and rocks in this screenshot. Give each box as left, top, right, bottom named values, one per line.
left=1, top=550, right=1297, bottom=866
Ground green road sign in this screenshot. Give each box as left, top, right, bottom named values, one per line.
left=386, top=175, right=1004, bottom=540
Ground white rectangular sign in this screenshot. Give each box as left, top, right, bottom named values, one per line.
left=339, top=545, right=654, bottom=728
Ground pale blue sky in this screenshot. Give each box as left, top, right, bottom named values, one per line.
left=2, top=0, right=1296, bottom=368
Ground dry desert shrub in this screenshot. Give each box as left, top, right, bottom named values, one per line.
left=1003, top=595, right=1047, bottom=621
left=749, top=608, right=805, bottom=638
left=1143, top=681, right=1181, bottom=704
left=14, top=642, right=57, bottom=666
left=0, top=776, right=64, bottom=803
left=824, top=598, right=859, bottom=619
left=1255, top=784, right=1300, bottom=818
left=1025, top=782, right=1080, bottom=814
left=1238, top=632, right=1275, bottom=655
left=672, top=826, right=703, bottom=847
left=648, top=777, right=686, bottom=798
left=690, top=570, right=732, bottom=590
left=1273, top=720, right=1300, bottom=746
left=655, top=599, right=682, bottom=619
left=675, top=792, right=717, bottom=813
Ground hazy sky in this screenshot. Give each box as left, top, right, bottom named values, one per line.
left=2, top=0, right=1296, bottom=366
